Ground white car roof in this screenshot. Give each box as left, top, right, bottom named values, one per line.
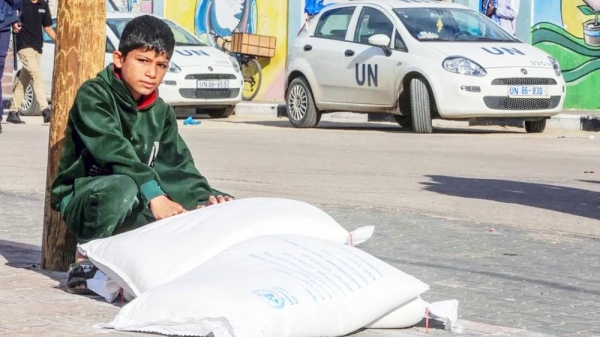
left=342, top=0, right=467, bottom=10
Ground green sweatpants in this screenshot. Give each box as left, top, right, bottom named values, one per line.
left=60, top=175, right=155, bottom=244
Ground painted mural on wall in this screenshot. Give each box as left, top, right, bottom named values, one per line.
left=532, top=0, right=600, bottom=109
left=166, top=0, right=287, bottom=101
left=194, top=0, right=257, bottom=46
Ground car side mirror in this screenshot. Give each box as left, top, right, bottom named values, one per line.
left=368, top=34, right=392, bottom=57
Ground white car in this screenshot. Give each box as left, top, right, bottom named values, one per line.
left=16, top=11, right=243, bottom=118
left=285, top=0, right=566, bottom=133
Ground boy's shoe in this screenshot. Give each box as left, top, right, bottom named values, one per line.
left=66, top=259, right=98, bottom=295
left=41, top=108, right=51, bottom=124
left=6, top=111, right=25, bottom=124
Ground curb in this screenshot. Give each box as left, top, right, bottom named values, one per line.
left=235, top=102, right=600, bottom=132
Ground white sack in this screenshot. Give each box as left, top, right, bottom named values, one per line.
left=87, top=270, right=121, bottom=303
left=366, top=297, right=428, bottom=329
left=428, top=299, right=459, bottom=331
left=102, top=235, right=429, bottom=337
left=366, top=297, right=459, bottom=330
left=80, top=198, right=372, bottom=298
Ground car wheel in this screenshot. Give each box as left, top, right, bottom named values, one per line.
left=394, top=115, right=412, bottom=128
left=410, top=77, right=433, bottom=134
left=202, top=106, right=235, bottom=119
left=525, top=119, right=546, bottom=133
left=18, top=83, right=41, bottom=116
left=286, top=77, right=319, bottom=128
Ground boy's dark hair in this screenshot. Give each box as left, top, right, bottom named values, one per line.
left=119, top=15, right=175, bottom=59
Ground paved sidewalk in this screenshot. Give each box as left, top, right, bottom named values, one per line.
left=2, top=191, right=596, bottom=336
left=1, top=116, right=598, bottom=336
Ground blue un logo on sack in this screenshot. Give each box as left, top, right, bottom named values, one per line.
left=253, top=289, right=286, bottom=309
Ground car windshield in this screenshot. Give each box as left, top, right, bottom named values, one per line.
left=393, top=7, right=517, bottom=42
left=107, top=18, right=206, bottom=46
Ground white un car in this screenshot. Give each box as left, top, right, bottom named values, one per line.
left=18, top=12, right=243, bottom=118
left=285, top=0, right=566, bottom=133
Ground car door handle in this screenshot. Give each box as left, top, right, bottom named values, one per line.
left=303, top=45, right=312, bottom=51
left=345, top=49, right=355, bottom=57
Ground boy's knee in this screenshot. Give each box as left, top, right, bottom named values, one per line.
left=89, top=175, right=139, bottom=210
left=62, top=175, right=141, bottom=243
left=81, top=174, right=139, bottom=215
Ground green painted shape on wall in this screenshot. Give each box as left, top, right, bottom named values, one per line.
left=535, top=42, right=593, bottom=70
left=563, top=71, right=600, bottom=110
left=532, top=23, right=600, bottom=109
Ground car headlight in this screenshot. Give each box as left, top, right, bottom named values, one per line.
left=548, top=56, right=561, bottom=76
left=442, top=57, right=486, bottom=77
left=229, top=56, right=240, bottom=73
left=168, top=62, right=181, bottom=73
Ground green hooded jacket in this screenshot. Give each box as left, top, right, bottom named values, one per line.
left=51, top=65, right=229, bottom=212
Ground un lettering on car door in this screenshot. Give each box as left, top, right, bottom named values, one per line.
left=346, top=58, right=397, bottom=105
left=355, top=63, right=378, bottom=87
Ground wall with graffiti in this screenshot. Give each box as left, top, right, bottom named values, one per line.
left=532, top=0, right=600, bottom=110
left=165, top=0, right=288, bottom=101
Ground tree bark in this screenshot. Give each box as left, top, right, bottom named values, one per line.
left=41, top=0, right=107, bottom=271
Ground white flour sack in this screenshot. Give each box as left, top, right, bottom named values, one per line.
left=366, top=296, right=428, bottom=329
left=79, top=198, right=374, bottom=298
left=102, top=235, right=429, bottom=337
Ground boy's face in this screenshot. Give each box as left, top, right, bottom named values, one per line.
left=113, top=48, right=170, bottom=101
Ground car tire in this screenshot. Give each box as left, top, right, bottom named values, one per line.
left=410, top=77, right=433, bottom=134
left=17, top=83, right=41, bottom=116
left=394, top=115, right=412, bottom=128
left=286, top=77, right=319, bottom=128
left=525, top=119, right=546, bottom=133
left=203, top=106, right=235, bottom=119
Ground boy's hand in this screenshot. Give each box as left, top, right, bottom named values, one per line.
left=149, top=195, right=186, bottom=220
left=12, top=22, right=21, bottom=33
left=197, top=195, right=234, bottom=209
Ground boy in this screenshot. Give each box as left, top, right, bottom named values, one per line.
left=51, top=15, right=233, bottom=294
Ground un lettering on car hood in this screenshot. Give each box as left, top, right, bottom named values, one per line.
left=425, top=42, right=555, bottom=69
left=172, top=46, right=231, bottom=67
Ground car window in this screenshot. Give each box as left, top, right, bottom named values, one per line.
left=313, top=7, right=355, bottom=41
left=106, top=38, right=116, bottom=53
left=107, top=18, right=206, bottom=46
left=394, top=30, right=407, bottom=51
left=106, top=0, right=118, bottom=11
left=354, top=7, right=393, bottom=45
left=393, top=7, right=517, bottom=42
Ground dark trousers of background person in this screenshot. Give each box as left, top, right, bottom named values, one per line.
left=0, top=28, right=12, bottom=122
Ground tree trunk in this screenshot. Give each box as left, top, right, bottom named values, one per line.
left=41, top=0, right=106, bottom=271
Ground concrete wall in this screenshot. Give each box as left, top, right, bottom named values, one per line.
left=164, top=0, right=288, bottom=101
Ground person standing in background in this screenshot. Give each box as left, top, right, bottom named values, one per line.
left=6, top=0, right=55, bottom=125
left=0, top=0, right=21, bottom=133
left=489, top=0, right=520, bottom=36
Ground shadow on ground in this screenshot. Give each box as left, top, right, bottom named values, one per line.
left=422, top=175, right=600, bottom=221
left=231, top=119, right=522, bottom=135
left=0, top=239, right=66, bottom=283
left=580, top=180, right=600, bottom=185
